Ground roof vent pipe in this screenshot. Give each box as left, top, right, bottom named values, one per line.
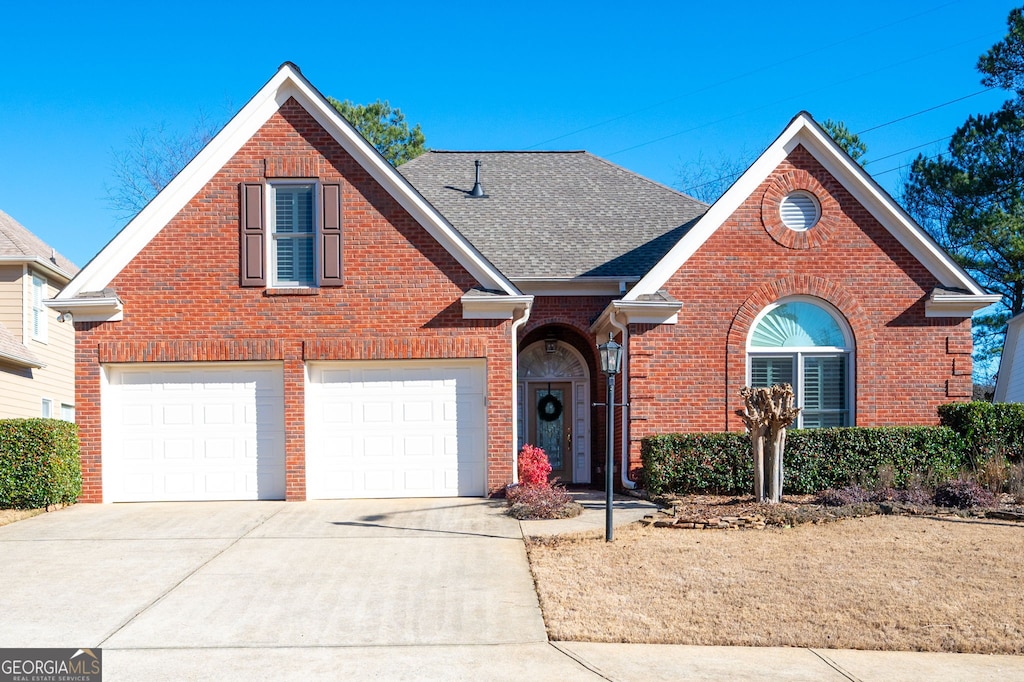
left=468, top=160, right=488, bottom=198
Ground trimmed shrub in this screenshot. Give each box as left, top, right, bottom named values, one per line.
left=938, top=401, right=1024, bottom=465
left=641, top=426, right=966, bottom=496
left=934, top=479, right=997, bottom=509
left=640, top=433, right=751, bottom=496
left=0, top=419, right=81, bottom=509
left=518, top=444, right=552, bottom=487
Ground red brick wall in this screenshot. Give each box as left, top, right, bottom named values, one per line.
left=625, top=146, right=973, bottom=476
left=75, top=99, right=513, bottom=502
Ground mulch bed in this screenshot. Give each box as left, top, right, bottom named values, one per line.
left=645, top=492, right=1024, bottom=530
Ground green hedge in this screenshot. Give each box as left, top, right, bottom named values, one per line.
left=0, top=419, right=81, bottom=509
left=938, top=401, right=1024, bottom=465
left=641, top=426, right=966, bottom=496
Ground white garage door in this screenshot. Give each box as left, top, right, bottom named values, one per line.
left=103, top=363, right=285, bottom=502
left=306, top=360, right=486, bottom=498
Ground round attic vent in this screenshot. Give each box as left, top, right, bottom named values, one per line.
left=779, top=191, right=821, bottom=232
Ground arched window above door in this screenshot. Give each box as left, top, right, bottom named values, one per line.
left=747, top=298, right=853, bottom=428
left=519, top=341, right=588, bottom=379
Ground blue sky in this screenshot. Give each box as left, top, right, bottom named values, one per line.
left=2, top=0, right=1021, bottom=268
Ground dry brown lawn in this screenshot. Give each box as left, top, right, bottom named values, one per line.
left=526, top=514, right=1024, bottom=654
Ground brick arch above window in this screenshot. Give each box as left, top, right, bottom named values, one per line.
left=727, top=276, right=874, bottom=359
left=761, top=169, right=841, bottom=249
left=725, top=276, right=875, bottom=430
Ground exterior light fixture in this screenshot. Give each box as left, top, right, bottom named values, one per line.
left=597, top=332, right=622, bottom=542
left=545, top=335, right=557, bottom=354
left=598, top=335, right=622, bottom=376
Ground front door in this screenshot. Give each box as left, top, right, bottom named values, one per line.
left=530, top=382, right=572, bottom=483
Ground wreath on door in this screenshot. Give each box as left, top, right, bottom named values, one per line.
left=537, top=392, right=563, bottom=422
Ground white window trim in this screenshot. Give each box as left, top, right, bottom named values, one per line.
left=268, top=180, right=319, bottom=288
left=41, top=398, right=53, bottom=419
left=61, top=403, right=76, bottom=422
left=746, top=296, right=855, bottom=428
left=30, top=272, right=48, bottom=343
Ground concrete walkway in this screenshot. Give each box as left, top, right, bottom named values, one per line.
left=1, top=495, right=1022, bottom=680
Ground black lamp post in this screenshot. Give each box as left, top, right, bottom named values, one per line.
left=597, top=333, right=623, bottom=542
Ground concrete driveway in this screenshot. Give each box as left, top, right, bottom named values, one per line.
left=0, top=498, right=591, bottom=680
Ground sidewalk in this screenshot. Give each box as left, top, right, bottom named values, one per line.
left=520, top=490, right=1024, bottom=681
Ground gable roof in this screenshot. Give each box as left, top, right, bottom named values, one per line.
left=398, top=151, right=707, bottom=282
left=56, top=63, right=517, bottom=302
left=0, top=210, right=77, bottom=281
left=625, top=112, right=998, bottom=308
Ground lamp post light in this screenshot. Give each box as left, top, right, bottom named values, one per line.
left=597, top=333, right=623, bottom=542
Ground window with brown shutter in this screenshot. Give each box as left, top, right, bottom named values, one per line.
left=239, top=180, right=344, bottom=289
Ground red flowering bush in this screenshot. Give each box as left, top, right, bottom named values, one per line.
left=518, top=444, right=552, bottom=487
left=506, top=444, right=582, bottom=519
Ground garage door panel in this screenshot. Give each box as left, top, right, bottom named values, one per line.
left=104, top=364, right=285, bottom=502
left=307, top=360, right=486, bottom=499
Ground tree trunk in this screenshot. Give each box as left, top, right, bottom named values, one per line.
left=751, top=424, right=767, bottom=503
left=736, top=384, right=800, bottom=505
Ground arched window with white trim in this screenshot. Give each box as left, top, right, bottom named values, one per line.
left=747, top=297, right=853, bottom=428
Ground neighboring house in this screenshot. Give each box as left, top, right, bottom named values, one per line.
left=49, top=63, right=998, bottom=503
left=0, top=210, right=78, bottom=420
left=994, top=313, right=1024, bottom=402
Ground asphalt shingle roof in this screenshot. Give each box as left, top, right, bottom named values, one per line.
left=0, top=209, right=78, bottom=278
left=398, top=151, right=707, bottom=280
left=0, top=320, right=41, bottom=368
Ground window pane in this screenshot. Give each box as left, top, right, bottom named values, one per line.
left=750, top=357, right=794, bottom=388
left=272, top=184, right=315, bottom=286
left=274, top=185, right=314, bottom=235
left=751, top=301, right=846, bottom=348
left=274, top=237, right=314, bottom=285
left=803, top=355, right=848, bottom=427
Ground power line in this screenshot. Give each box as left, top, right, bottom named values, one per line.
left=872, top=151, right=946, bottom=177
left=524, top=0, right=969, bottom=150
left=856, top=88, right=995, bottom=134
left=605, top=32, right=991, bottom=158
left=864, top=136, right=952, bottom=165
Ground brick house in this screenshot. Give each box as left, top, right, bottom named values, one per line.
left=50, top=63, right=997, bottom=502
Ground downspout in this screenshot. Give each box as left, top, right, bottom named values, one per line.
left=509, top=303, right=532, bottom=484
left=608, top=308, right=635, bottom=489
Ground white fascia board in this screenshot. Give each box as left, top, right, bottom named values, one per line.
left=0, top=350, right=43, bottom=369
left=995, top=312, right=1024, bottom=401
left=513, top=277, right=637, bottom=296
left=461, top=293, right=533, bottom=320
left=0, top=256, right=74, bottom=283
left=627, top=113, right=989, bottom=301
left=925, top=292, right=1002, bottom=318
left=590, top=298, right=681, bottom=336
left=43, top=296, right=124, bottom=322
left=58, top=64, right=517, bottom=301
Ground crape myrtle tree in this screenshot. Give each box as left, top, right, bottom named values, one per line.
left=904, top=7, right=1024, bottom=377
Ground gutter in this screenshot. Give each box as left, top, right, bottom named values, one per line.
left=509, top=303, right=533, bottom=485
left=607, top=309, right=635, bottom=490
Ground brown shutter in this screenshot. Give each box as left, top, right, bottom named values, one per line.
left=320, top=183, right=343, bottom=286
left=239, top=183, right=266, bottom=287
